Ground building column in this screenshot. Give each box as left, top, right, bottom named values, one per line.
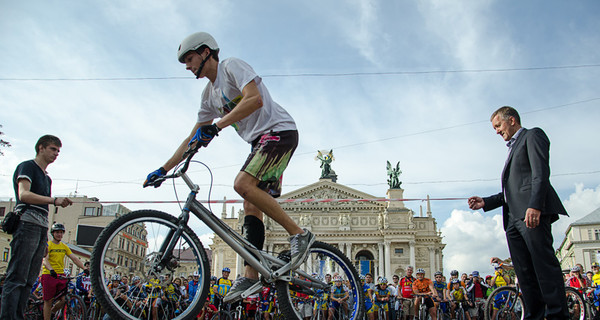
left=346, top=242, right=352, bottom=263
left=384, top=241, right=391, bottom=279
left=409, top=241, right=416, bottom=267
left=378, top=243, right=384, bottom=277
left=429, top=248, right=435, bottom=273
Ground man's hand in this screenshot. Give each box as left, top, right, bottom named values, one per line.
left=50, top=270, right=58, bottom=278
left=188, top=124, right=221, bottom=147
left=54, top=197, right=73, bottom=208
left=143, top=167, right=167, bottom=188
left=525, top=208, right=541, bottom=228
left=468, top=196, right=484, bottom=210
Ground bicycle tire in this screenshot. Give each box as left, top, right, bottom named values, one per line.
left=90, top=210, right=210, bottom=320
left=24, top=297, right=43, bottom=320
left=275, top=241, right=364, bottom=320
left=484, top=286, right=524, bottom=320
left=565, top=286, right=586, bottom=320
left=63, top=294, right=87, bottom=320
left=211, top=310, right=233, bottom=320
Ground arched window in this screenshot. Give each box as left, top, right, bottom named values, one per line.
left=355, top=250, right=375, bottom=276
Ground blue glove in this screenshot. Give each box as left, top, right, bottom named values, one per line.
left=143, top=167, right=167, bottom=188
left=189, top=124, right=221, bottom=147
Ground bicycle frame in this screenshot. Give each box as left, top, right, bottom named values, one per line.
left=154, top=157, right=327, bottom=297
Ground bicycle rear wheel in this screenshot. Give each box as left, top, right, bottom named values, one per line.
left=91, top=210, right=210, bottom=320
left=565, top=286, right=586, bottom=320
left=484, top=286, right=524, bottom=320
left=62, top=294, right=86, bottom=320
left=275, top=241, right=363, bottom=320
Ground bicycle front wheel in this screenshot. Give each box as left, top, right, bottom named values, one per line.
left=275, top=241, right=364, bottom=320
left=63, top=294, right=86, bottom=320
left=484, top=286, right=524, bottom=320
left=565, top=286, right=586, bottom=320
left=91, top=209, right=210, bottom=320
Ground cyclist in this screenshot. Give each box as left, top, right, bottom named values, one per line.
left=449, top=279, right=471, bottom=320
left=329, top=276, right=349, bottom=320
left=432, top=271, right=449, bottom=317
left=398, top=266, right=416, bottom=320
left=198, top=297, right=218, bottom=319
left=143, top=31, right=314, bottom=303
left=447, top=270, right=464, bottom=291
left=214, top=267, right=233, bottom=310
left=591, top=262, right=600, bottom=310
left=465, top=271, right=486, bottom=320
left=188, top=271, right=200, bottom=304
left=107, top=274, right=133, bottom=315
left=490, top=264, right=510, bottom=289
left=75, top=261, right=92, bottom=302
left=208, top=275, right=217, bottom=304
left=364, top=273, right=377, bottom=320
left=412, top=268, right=437, bottom=320
left=40, top=223, right=88, bottom=320
left=374, top=278, right=391, bottom=319
left=565, top=266, right=587, bottom=294
left=127, top=275, right=147, bottom=310
left=260, top=283, right=276, bottom=320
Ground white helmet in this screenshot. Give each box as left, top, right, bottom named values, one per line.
left=177, top=32, right=219, bottom=63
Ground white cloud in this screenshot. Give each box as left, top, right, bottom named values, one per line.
left=441, top=209, right=508, bottom=276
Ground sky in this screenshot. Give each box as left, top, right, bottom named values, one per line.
left=1, top=0, right=600, bottom=277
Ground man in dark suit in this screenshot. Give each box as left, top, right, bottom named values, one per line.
left=468, top=106, right=568, bottom=320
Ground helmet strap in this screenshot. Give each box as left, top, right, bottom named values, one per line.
left=195, top=51, right=212, bottom=79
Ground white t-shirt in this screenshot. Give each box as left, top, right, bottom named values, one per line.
left=197, top=57, right=297, bottom=143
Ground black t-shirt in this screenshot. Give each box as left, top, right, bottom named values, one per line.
left=13, top=159, right=52, bottom=214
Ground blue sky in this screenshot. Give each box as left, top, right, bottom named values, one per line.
left=1, top=0, right=600, bottom=275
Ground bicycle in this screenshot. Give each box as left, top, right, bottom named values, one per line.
left=414, top=293, right=435, bottom=320
left=584, top=287, right=600, bottom=320
left=484, top=283, right=523, bottom=320
left=24, top=275, right=87, bottom=320
left=564, top=286, right=586, bottom=320
left=90, top=144, right=364, bottom=320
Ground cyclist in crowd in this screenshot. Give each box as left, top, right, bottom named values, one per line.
left=465, top=271, right=487, bottom=320
left=215, top=267, right=232, bottom=310
left=208, top=276, right=217, bottom=304
left=41, top=223, right=88, bottom=320
left=143, top=31, right=314, bottom=304
left=412, top=268, right=437, bottom=320
left=188, top=271, right=200, bottom=304
left=398, top=266, right=416, bottom=320
left=449, top=279, right=471, bottom=320
left=75, top=261, right=92, bottom=302
left=329, top=276, right=349, bottom=320
left=243, top=292, right=260, bottom=319
left=432, top=271, right=449, bottom=317
left=373, top=278, right=391, bottom=320
left=490, top=264, right=510, bottom=289
left=364, top=273, right=376, bottom=320
left=388, top=275, right=399, bottom=320
left=260, top=283, right=276, bottom=320
left=198, top=297, right=217, bottom=320
left=565, top=266, right=587, bottom=294
left=447, top=270, right=464, bottom=291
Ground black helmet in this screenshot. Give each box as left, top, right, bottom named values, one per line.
left=51, top=223, right=66, bottom=233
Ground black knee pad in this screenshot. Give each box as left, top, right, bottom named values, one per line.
left=243, top=215, right=264, bottom=266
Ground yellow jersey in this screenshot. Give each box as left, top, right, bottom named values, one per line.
left=42, top=241, right=72, bottom=275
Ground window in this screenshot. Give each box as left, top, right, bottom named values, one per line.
left=589, top=230, right=593, bottom=240
left=395, top=248, right=404, bottom=255
left=84, top=207, right=97, bottom=216
left=0, top=207, right=5, bottom=217
left=3, top=248, right=9, bottom=261
left=595, top=229, right=600, bottom=241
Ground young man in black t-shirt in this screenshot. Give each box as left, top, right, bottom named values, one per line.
left=0, top=135, right=73, bottom=320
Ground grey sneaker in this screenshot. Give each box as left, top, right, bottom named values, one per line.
left=289, top=229, right=315, bottom=268
left=223, top=277, right=259, bottom=303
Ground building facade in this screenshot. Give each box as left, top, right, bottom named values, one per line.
left=556, top=207, right=600, bottom=272
left=210, top=177, right=445, bottom=279
left=0, top=197, right=147, bottom=277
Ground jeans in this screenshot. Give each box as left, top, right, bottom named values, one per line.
left=0, top=221, right=47, bottom=320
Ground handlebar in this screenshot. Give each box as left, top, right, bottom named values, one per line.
left=149, top=144, right=201, bottom=188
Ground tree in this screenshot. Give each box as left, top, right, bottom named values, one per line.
left=0, top=124, right=11, bottom=156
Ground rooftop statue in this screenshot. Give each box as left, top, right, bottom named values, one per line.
left=386, top=161, right=402, bottom=189
left=315, top=150, right=337, bottom=181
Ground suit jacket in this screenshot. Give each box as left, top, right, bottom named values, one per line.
left=482, top=127, right=567, bottom=230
